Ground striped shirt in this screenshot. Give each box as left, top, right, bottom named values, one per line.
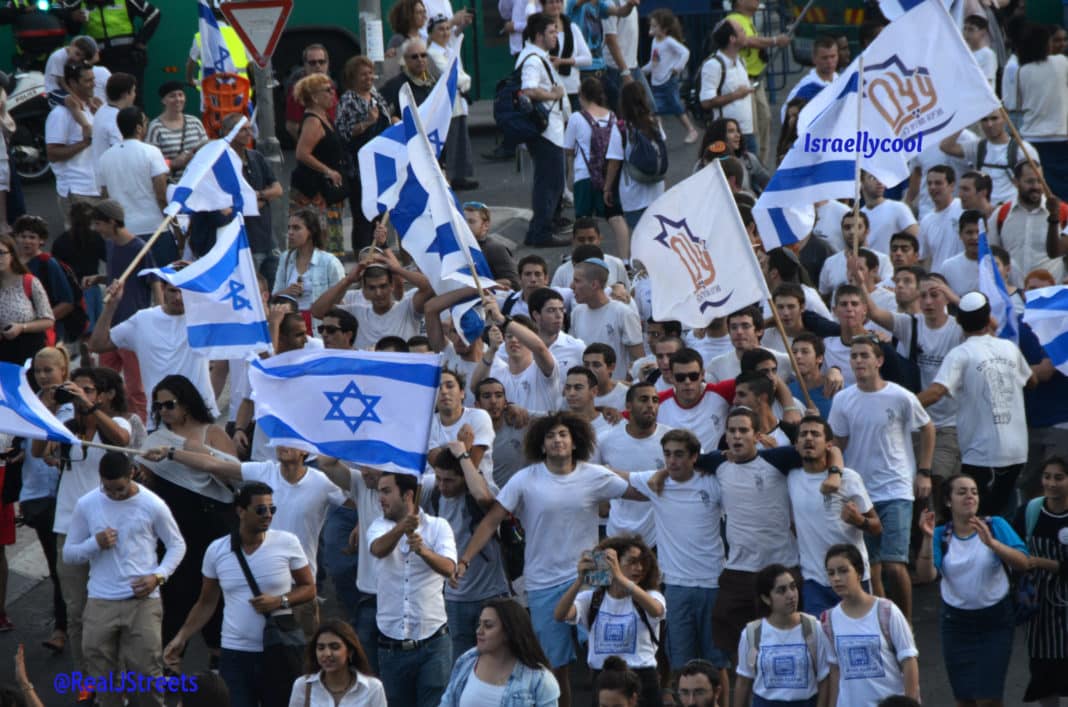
left=146, top=115, right=209, bottom=181
left=1024, top=504, right=1068, bottom=659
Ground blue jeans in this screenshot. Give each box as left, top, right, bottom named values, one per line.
left=378, top=630, right=452, bottom=707
left=865, top=499, right=913, bottom=564
left=354, top=591, right=380, bottom=674
left=525, top=136, right=565, bottom=245
left=321, top=506, right=359, bottom=625
left=218, top=648, right=266, bottom=707
left=802, top=579, right=870, bottom=618
left=664, top=584, right=726, bottom=669
left=528, top=580, right=581, bottom=668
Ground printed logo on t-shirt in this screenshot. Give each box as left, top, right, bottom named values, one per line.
left=759, top=643, right=810, bottom=690
left=837, top=634, right=885, bottom=680
left=699, top=490, right=711, bottom=506
left=593, top=610, right=638, bottom=656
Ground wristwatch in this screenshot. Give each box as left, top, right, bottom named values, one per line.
left=280, top=594, right=290, bottom=610
left=917, top=468, right=932, bottom=477
left=154, top=573, right=167, bottom=587
left=827, top=466, right=843, bottom=476
left=458, top=450, right=471, bottom=460
left=167, top=447, right=176, bottom=461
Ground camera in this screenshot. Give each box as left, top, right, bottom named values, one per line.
left=53, top=386, right=75, bottom=404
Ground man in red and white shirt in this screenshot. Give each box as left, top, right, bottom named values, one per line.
left=656, top=348, right=735, bottom=452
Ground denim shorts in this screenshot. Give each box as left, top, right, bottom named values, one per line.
left=527, top=580, right=581, bottom=668
left=864, top=499, right=913, bottom=564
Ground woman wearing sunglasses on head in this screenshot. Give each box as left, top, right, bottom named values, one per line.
left=135, top=374, right=239, bottom=671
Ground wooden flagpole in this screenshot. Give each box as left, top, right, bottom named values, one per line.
left=999, top=106, right=1054, bottom=200
left=79, top=439, right=144, bottom=455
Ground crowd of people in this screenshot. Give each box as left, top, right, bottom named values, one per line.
left=1, top=1, right=1068, bottom=707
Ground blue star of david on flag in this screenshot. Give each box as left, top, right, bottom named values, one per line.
left=323, top=381, right=383, bottom=434
left=221, top=280, right=252, bottom=311
left=426, top=129, right=445, bottom=154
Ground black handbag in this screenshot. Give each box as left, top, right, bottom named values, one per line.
left=231, top=533, right=305, bottom=707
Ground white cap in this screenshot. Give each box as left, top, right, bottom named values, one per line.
left=959, top=291, right=988, bottom=312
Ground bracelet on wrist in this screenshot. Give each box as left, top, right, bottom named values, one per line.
left=917, top=468, right=932, bottom=477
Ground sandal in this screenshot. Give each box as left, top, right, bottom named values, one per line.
left=42, top=630, right=66, bottom=653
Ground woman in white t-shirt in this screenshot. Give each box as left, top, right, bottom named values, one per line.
left=915, top=475, right=1028, bottom=706
left=565, top=78, right=618, bottom=221
left=735, top=564, right=830, bottom=707
left=555, top=534, right=665, bottom=707
left=823, top=544, right=920, bottom=707
left=604, top=81, right=666, bottom=230
left=288, top=619, right=386, bottom=706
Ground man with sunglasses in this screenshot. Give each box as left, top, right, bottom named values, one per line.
left=382, top=37, right=437, bottom=121
left=317, top=307, right=357, bottom=350
left=165, top=481, right=315, bottom=706
left=63, top=451, right=185, bottom=707
left=285, top=44, right=336, bottom=142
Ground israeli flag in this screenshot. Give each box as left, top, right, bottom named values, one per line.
left=358, top=44, right=460, bottom=221
left=140, top=218, right=271, bottom=359
left=197, top=0, right=235, bottom=79
left=165, top=118, right=259, bottom=217
left=390, top=82, right=493, bottom=344
left=0, top=362, right=79, bottom=444
left=879, top=0, right=963, bottom=26
left=753, top=0, right=999, bottom=250
left=249, top=349, right=442, bottom=475
left=978, top=231, right=1018, bottom=343
left=1023, top=286, right=1068, bottom=376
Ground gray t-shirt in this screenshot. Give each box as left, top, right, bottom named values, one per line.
left=491, top=423, right=528, bottom=488
left=422, top=487, right=509, bottom=601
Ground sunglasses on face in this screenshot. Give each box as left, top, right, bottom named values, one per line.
left=306, top=59, right=328, bottom=66
left=674, top=371, right=703, bottom=382
left=406, top=52, right=428, bottom=59
left=254, top=504, right=277, bottom=516
left=152, top=400, right=178, bottom=412
left=318, top=325, right=343, bottom=335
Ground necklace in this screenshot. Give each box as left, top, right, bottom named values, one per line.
left=325, top=671, right=354, bottom=693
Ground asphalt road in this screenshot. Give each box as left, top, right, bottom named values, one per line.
left=0, top=108, right=1035, bottom=706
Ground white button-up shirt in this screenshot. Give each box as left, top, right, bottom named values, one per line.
left=367, top=511, right=456, bottom=641
left=517, top=42, right=566, bottom=147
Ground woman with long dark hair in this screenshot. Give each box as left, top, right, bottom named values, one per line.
left=916, top=475, right=1028, bottom=707
left=604, top=81, right=666, bottom=229
left=439, top=597, right=560, bottom=706
left=273, top=208, right=344, bottom=333
left=555, top=534, right=665, bottom=706
left=697, top=117, right=769, bottom=193
left=289, top=619, right=386, bottom=706
left=135, top=375, right=238, bottom=668
left=734, top=563, right=830, bottom=707
left=0, top=233, right=53, bottom=364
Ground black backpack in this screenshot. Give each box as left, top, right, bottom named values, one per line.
left=622, top=124, right=668, bottom=184
left=493, top=54, right=558, bottom=144
left=688, top=53, right=726, bottom=125
left=430, top=486, right=525, bottom=583
left=36, top=253, right=88, bottom=343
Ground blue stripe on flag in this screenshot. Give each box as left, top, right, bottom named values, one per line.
left=188, top=321, right=271, bottom=348
left=767, top=208, right=801, bottom=245
left=763, top=159, right=856, bottom=193
left=1026, top=288, right=1068, bottom=312
left=177, top=236, right=247, bottom=293
left=253, top=356, right=442, bottom=388
left=1039, top=327, right=1068, bottom=366
left=0, top=364, right=74, bottom=443
left=212, top=152, right=244, bottom=213
left=256, top=415, right=427, bottom=472
left=390, top=166, right=429, bottom=236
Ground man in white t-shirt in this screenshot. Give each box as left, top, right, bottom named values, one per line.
left=91, top=278, right=219, bottom=418
left=498, top=254, right=575, bottom=319
left=906, top=130, right=977, bottom=221
left=529, top=287, right=586, bottom=373
left=918, top=165, right=964, bottom=272
left=46, top=60, right=99, bottom=225
left=426, top=368, right=495, bottom=476
left=599, top=381, right=668, bottom=544
left=563, top=366, right=616, bottom=447
left=570, top=258, right=643, bottom=378
left=456, top=410, right=633, bottom=704
left=91, top=72, right=136, bottom=173
left=473, top=377, right=531, bottom=488
left=44, top=36, right=97, bottom=93
left=148, top=444, right=353, bottom=638
left=939, top=210, right=983, bottom=295
left=64, top=452, right=185, bottom=707
left=707, top=304, right=791, bottom=383
left=585, top=342, right=629, bottom=409
left=368, top=472, right=457, bottom=707
left=164, top=482, right=314, bottom=706
left=918, top=291, right=1034, bottom=517
left=624, top=429, right=727, bottom=672
left=788, top=416, right=879, bottom=618
left=860, top=172, right=918, bottom=254
left=940, top=110, right=1039, bottom=205
left=313, top=260, right=431, bottom=351
left=97, top=107, right=169, bottom=247
left=472, top=297, right=562, bottom=414
left=551, top=220, right=630, bottom=290
left=828, top=336, right=934, bottom=624
left=819, top=211, right=893, bottom=297
left=699, top=20, right=754, bottom=140
left=864, top=272, right=965, bottom=487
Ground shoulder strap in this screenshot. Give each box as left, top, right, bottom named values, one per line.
left=876, top=598, right=896, bottom=655
left=997, top=201, right=1012, bottom=231
left=975, top=138, right=989, bottom=170
left=1007, top=138, right=1018, bottom=171
left=230, top=531, right=263, bottom=597
left=800, top=613, right=819, bottom=675
left=635, top=604, right=661, bottom=648
left=21, top=273, right=32, bottom=300
left=1025, top=496, right=1044, bottom=539
left=303, top=681, right=311, bottom=707
left=715, top=54, right=727, bottom=95
left=744, top=618, right=762, bottom=673
left=430, top=486, right=441, bottom=516
left=908, top=314, right=919, bottom=363
left=587, top=587, right=607, bottom=628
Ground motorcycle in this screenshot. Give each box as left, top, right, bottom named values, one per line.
left=2, top=69, right=51, bottom=182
